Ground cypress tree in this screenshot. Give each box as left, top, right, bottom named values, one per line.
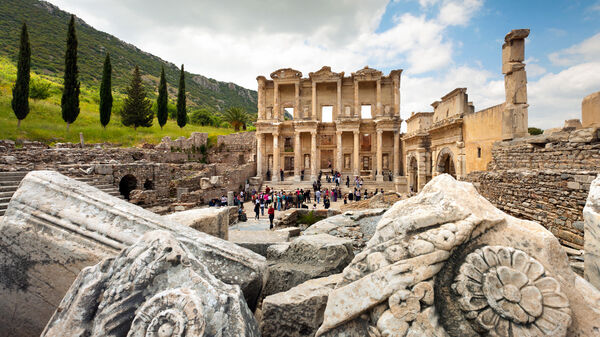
left=61, top=15, right=80, bottom=131
left=11, top=23, right=30, bottom=128
left=99, top=53, right=112, bottom=129
left=121, top=65, right=153, bottom=130
left=157, top=66, right=168, bottom=130
left=176, top=64, right=187, bottom=128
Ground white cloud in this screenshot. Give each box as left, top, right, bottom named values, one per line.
left=549, top=32, right=600, bottom=67
left=528, top=62, right=600, bottom=129
left=437, top=0, right=483, bottom=26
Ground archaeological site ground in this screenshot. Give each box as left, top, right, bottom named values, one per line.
left=1, top=1, right=600, bottom=336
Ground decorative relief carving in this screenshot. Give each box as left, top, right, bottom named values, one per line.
left=452, top=246, right=571, bottom=337
left=309, top=66, right=343, bottom=81
left=270, top=68, right=302, bottom=80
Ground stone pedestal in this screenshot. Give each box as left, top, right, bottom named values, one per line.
left=227, top=191, right=234, bottom=206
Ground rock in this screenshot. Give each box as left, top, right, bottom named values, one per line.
left=229, top=230, right=289, bottom=257
left=339, top=192, right=402, bottom=211
left=568, top=127, right=598, bottom=143
left=210, top=175, right=224, bottom=186
left=314, top=174, right=600, bottom=337
left=277, top=226, right=301, bottom=237
left=0, top=171, right=267, bottom=336
left=264, top=234, right=353, bottom=296
left=1, top=155, right=17, bottom=164
left=129, top=189, right=158, bottom=206
left=42, top=230, right=259, bottom=337
left=165, top=207, right=230, bottom=240
left=261, top=273, right=342, bottom=337
left=584, top=174, right=600, bottom=289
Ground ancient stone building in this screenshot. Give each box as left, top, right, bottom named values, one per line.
left=255, top=66, right=402, bottom=182
left=403, top=29, right=530, bottom=192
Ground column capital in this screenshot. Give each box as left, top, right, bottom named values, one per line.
left=336, top=130, right=343, bottom=136
left=377, top=129, right=383, bottom=135
left=353, top=130, right=360, bottom=135
left=311, top=131, right=317, bottom=136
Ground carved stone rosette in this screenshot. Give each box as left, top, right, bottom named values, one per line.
left=128, top=288, right=206, bottom=337
left=452, top=246, right=571, bottom=337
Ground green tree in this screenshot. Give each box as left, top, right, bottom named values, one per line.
left=99, top=53, right=112, bottom=128
left=528, top=127, right=543, bottom=135
left=190, top=108, right=214, bottom=126
left=29, top=78, right=51, bottom=100
left=61, top=15, right=80, bottom=131
left=176, top=64, right=187, bottom=128
left=11, top=23, right=30, bottom=128
left=223, top=107, right=249, bottom=132
left=157, top=66, right=168, bottom=129
left=121, top=65, right=153, bottom=130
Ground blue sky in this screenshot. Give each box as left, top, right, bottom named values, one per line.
left=49, top=0, right=600, bottom=129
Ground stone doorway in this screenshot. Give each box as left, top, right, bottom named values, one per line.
left=321, top=150, right=333, bottom=170
left=119, top=174, right=138, bottom=200
left=437, top=148, right=456, bottom=178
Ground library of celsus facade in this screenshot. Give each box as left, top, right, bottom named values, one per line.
left=255, top=66, right=402, bottom=182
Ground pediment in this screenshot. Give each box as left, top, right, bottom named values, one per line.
left=270, top=68, right=302, bottom=80
left=352, top=66, right=383, bottom=81
left=309, top=66, right=343, bottom=81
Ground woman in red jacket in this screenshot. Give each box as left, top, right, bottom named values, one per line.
left=268, top=205, right=275, bottom=229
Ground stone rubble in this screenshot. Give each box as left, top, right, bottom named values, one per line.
left=311, top=174, right=600, bottom=336
left=42, top=230, right=260, bottom=337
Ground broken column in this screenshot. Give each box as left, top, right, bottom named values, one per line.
left=0, top=171, right=267, bottom=337
left=502, top=29, right=530, bottom=140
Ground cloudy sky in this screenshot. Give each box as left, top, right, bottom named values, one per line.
left=47, top=0, right=600, bottom=129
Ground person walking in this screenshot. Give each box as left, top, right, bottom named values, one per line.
left=315, top=189, right=321, bottom=204
left=254, top=200, right=260, bottom=220
left=260, top=197, right=265, bottom=216
left=280, top=168, right=284, bottom=181
left=268, top=205, right=275, bottom=229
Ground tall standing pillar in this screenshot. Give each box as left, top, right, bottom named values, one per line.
left=393, top=131, right=400, bottom=177
left=353, top=130, right=360, bottom=177
left=273, top=82, right=280, bottom=121
left=393, top=74, right=400, bottom=117
left=354, top=80, right=360, bottom=118
left=310, top=131, right=317, bottom=181
left=336, top=131, right=343, bottom=173
left=257, top=78, right=265, bottom=120
left=312, top=81, right=317, bottom=120
left=273, top=133, right=280, bottom=182
left=256, top=133, right=264, bottom=178
left=376, top=79, right=382, bottom=117
left=376, top=130, right=383, bottom=181
left=294, top=132, right=301, bottom=181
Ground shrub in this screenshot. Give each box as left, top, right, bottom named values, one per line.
left=29, top=77, right=52, bottom=100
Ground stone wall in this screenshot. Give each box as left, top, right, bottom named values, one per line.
left=208, top=131, right=256, bottom=165
left=464, top=127, right=600, bottom=249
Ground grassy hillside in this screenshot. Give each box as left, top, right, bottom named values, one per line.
left=0, top=57, right=236, bottom=146
left=0, top=0, right=257, bottom=114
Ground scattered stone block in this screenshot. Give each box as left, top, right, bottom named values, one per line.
left=164, top=206, right=230, bottom=240
left=229, top=230, right=289, bottom=256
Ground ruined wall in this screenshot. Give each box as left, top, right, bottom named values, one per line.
left=582, top=91, right=600, bottom=128
left=464, top=127, right=600, bottom=249
left=463, top=103, right=505, bottom=173
left=209, top=131, right=256, bottom=165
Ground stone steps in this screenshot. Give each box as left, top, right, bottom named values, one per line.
left=0, top=171, right=30, bottom=216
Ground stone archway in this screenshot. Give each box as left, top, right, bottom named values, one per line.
left=407, top=155, right=418, bottom=193
left=143, top=179, right=154, bottom=190
left=119, top=174, right=138, bottom=200
left=436, top=147, right=456, bottom=178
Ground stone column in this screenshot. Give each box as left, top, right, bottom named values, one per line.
left=295, top=82, right=300, bottom=118
left=257, top=79, right=265, bottom=120
left=294, top=132, right=301, bottom=181
left=312, top=81, right=317, bottom=120
left=353, top=130, right=360, bottom=177
left=272, top=133, right=280, bottom=182
left=256, top=133, right=264, bottom=178
left=336, top=131, right=343, bottom=173
left=337, top=79, right=342, bottom=120
left=273, top=82, right=279, bottom=121
left=376, top=130, right=383, bottom=181
left=354, top=80, right=359, bottom=118
left=376, top=79, right=382, bottom=117
left=393, top=75, right=400, bottom=117
left=393, top=131, right=400, bottom=176
left=310, top=131, right=317, bottom=180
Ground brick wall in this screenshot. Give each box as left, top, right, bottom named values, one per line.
left=463, top=127, right=600, bottom=249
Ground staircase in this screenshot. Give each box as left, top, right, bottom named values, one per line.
left=0, top=171, right=29, bottom=216
left=0, top=170, right=124, bottom=217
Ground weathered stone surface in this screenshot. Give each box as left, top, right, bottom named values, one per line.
left=261, top=273, right=342, bottom=337
left=229, top=230, right=290, bottom=257
left=264, top=234, right=353, bottom=296
left=304, top=208, right=386, bottom=252
left=339, top=192, right=402, bottom=211
left=129, top=189, right=158, bottom=206
left=314, top=174, right=600, bottom=337
left=584, top=174, right=600, bottom=289
left=0, top=171, right=266, bottom=336
left=42, top=230, right=259, bottom=337
left=582, top=91, right=600, bottom=128
left=165, top=206, right=230, bottom=240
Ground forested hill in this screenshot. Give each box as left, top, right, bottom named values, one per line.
left=0, top=0, right=257, bottom=114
